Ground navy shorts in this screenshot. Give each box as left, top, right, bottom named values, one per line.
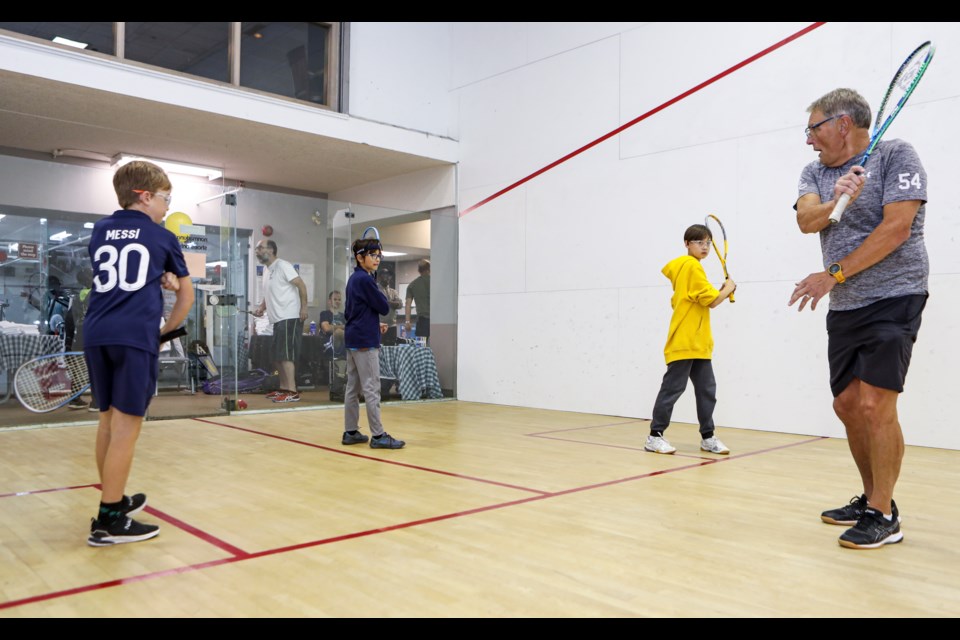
left=827, top=294, right=927, bottom=397
left=84, top=345, right=159, bottom=417
left=272, top=318, right=303, bottom=363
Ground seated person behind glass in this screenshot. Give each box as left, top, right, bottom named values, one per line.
left=32, top=275, right=72, bottom=335
left=377, top=269, right=403, bottom=346
left=319, top=290, right=345, bottom=356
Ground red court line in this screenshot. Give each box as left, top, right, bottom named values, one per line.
left=459, top=22, right=827, bottom=218
left=144, top=506, right=249, bottom=558
left=525, top=419, right=641, bottom=436
left=0, top=483, right=97, bottom=499
left=192, top=417, right=549, bottom=495
left=0, top=432, right=829, bottom=612
left=548, top=436, right=828, bottom=497
left=0, top=482, right=249, bottom=557
left=528, top=433, right=714, bottom=458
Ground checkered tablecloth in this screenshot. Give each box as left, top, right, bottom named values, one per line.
left=0, top=334, right=63, bottom=372
left=0, top=333, right=64, bottom=403
left=379, top=345, right=443, bottom=401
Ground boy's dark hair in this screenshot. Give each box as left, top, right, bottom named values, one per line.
left=684, top=224, right=712, bottom=244
left=417, top=259, right=431, bottom=274
left=352, top=238, right=383, bottom=264
left=327, top=290, right=341, bottom=301
left=114, top=160, right=172, bottom=208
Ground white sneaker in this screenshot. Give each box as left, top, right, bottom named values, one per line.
left=644, top=435, right=676, bottom=454
left=700, top=436, right=730, bottom=455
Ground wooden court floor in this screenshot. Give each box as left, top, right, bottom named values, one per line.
left=1, top=400, right=959, bottom=618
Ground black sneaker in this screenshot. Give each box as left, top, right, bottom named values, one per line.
left=821, top=494, right=867, bottom=525
left=121, top=493, right=147, bottom=517
left=370, top=433, right=405, bottom=449
left=67, top=398, right=88, bottom=410
left=87, top=516, right=160, bottom=547
left=822, top=495, right=900, bottom=525
left=838, top=508, right=903, bottom=549
left=342, top=431, right=370, bottom=445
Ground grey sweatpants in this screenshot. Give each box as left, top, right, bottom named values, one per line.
left=650, top=359, right=716, bottom=436
left=344, top=348, right=384, bottom=436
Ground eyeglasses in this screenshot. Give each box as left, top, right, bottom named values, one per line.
left=689, top=240, right=712, bottom=247
left=133, top=189, right=172, bottom=204
left=804, top=114, right=845, bottom=138
left=366, top=253, right=382, bottom=260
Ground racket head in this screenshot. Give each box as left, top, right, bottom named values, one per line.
left=704, top=214, right=729, bottom=263
left=14, top=352, right=89, bottom=413
left=867, top=41, right=935, bottom=156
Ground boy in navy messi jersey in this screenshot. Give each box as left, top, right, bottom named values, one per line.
left=83, top=160, right=194, bottom=546
left=340, top=237, right=405, bottom=449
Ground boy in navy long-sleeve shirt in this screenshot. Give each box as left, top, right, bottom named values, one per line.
left=341, top=237, right=405, bottom=449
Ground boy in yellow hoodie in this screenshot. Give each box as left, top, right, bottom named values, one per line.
left=646, top=224, right=736, bottom=455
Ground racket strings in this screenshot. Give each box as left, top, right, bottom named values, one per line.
left=16, top=354, right=89, bottom=411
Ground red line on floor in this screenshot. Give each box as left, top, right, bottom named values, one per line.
left=0, top=429, right=830, bottom=611
left=145, top=506, right=250, bottom=558
left=192, top=417, right=550, bottom=495
left=0, top=483, right=98, bottom=499
left=459, top=22, right=827, bottom=218
left=525, top=419, right=641, bottom=436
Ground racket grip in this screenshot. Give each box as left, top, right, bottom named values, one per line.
left=160, top=326, right=187, bottom=344
left=828, top=193, right=852, bottom=225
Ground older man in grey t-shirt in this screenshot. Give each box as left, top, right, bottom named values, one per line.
left=788, top=88, right=928, bottom=550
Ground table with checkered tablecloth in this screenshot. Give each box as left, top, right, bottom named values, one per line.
left=0, top=333, right=64, bottom=403
left=379, top=345, right=443, bottom=401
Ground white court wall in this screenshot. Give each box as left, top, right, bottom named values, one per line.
left=455, top=22, right=960, bottom=449
left=348, top=23, right=455, bottom=140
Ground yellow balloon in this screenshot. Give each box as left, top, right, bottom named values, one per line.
left=164, top=211, right=192, bottom=241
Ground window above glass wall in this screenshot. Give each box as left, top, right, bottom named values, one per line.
left=240, top=22, right=334, bottom=106
left=0, top=22, right=342, bottom=111
left=125, top=22, right=230, bottom=84
left=0, top=22, right=115, bottom=54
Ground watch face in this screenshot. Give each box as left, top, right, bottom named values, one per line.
left=829, top=264, right=840, bottom=274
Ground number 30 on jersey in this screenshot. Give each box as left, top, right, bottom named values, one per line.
left=94, top=243, right=150, bottom=292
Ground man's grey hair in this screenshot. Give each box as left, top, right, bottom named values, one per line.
left=808, top=88, right=872, bottom=129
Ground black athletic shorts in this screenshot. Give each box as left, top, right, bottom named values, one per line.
left=272, top=318, right=303, bottom=363
left=827, top=294, right=927, bottom=397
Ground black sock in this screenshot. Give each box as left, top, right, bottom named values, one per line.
left=702, top=431, right=714, bottom=440
left=346, top=430, right=359, bottom=435
left=98, top=500, right=125, bottom=524
left=650, top=431, right=663, bottom=438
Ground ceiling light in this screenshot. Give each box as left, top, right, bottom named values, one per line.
left=381, top=251, right=406, bottom=257
left=52, top=36, right=89, bottom=49
left=83, top=222, right=95, bottom=229
left=50, top=231, right=72, bottom=242
left=112, top=154, right=223, bottom=181
left=53, top=149, right=113, bottom=162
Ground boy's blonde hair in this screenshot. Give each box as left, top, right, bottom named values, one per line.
left=113, top=160, right=172, bottom=208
